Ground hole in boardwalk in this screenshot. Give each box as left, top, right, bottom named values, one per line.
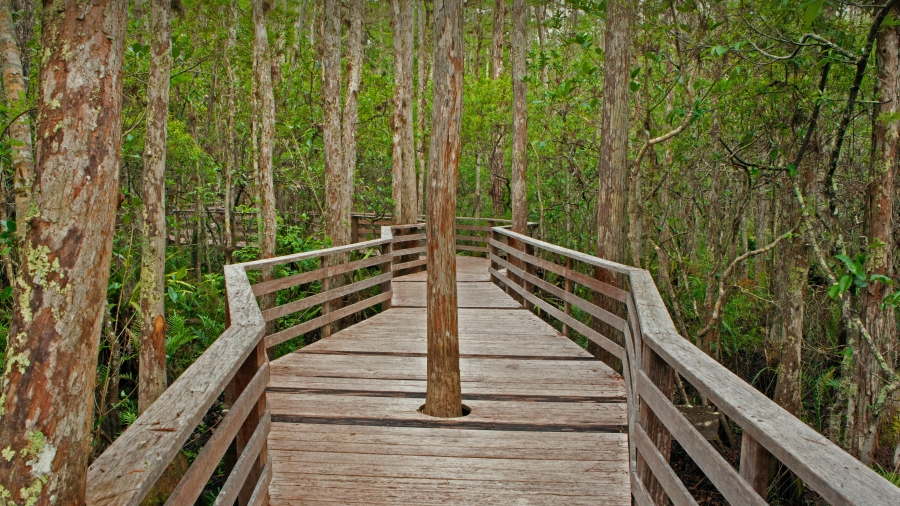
left=417, top=403, right=471, bottom=418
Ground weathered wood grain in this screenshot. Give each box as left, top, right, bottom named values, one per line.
left=637, top=371, right=766, bottom=506
left=252, top=254, right=387, bottom=296
left=165, top=363, right=270, bottom=505
left=267, top=256, right=629, bottom=504
left=265, top=291, right=392, bottom=348
left=214, top=410, right=271, bottom=506
left=262, top=272, right=391, bottom=321
left=633, top=424, right=698, bottom=506
left=629, top=268, right=900, bottom=505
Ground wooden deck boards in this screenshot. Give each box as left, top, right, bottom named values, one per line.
left=268, top=257, right=629, bottom=505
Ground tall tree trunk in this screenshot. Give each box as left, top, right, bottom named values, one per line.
left=416, top=0, right=429, bottom=217
left=9, top=0, right=32, bottom=78
left=768, top=170, right=812, bottom=417
left=854, top=10, right=898, bottom=463
left=254, top=0, right=276, bottom=259
left=392, top=0, right=417, bottom=223
left=0, top=0, right=34, bottom=241
left=510, top=0, right=526, bottom=234
left=323, top=0, right=350, bottom=247
left=342, top=0, right=364, bottom=216
left=0, top=2, right=126, bottom=503
left=488, top=0, right=506, bottom=216
left=223, top=5, right=237, bottom=264
left=490, top=0, right=505, bottom=78
left=254, top=0, right=277, bottom=320
left=138, top=0, right=173, bottom=415
left=592, top=0, right=631, bottom=368
left=424, top=0, right=463, bottom=419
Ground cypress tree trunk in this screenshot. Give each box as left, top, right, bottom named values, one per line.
left=592, top=0, right=631, bottom=370
left=391, top=0, right=417, bottom=223
left=854, top=7, right=898, bottom=462
left=510, top=0, right=527, bottom=235
left=416, top=0, right=429, bottom=217
left=323, top=0, right=350, bottom=247
left=253, top=0, right=277, bottom=296
left=424, top=0, right=464, bottom=419
left=138, top=0, right=173, bottom=415
left=488, top=0, right=506, bottom=216
left=0, top=1, right=126, bottom=502
left=342, top=0, right=364, bottom=213
left=223, top=4, right=238, bottom=264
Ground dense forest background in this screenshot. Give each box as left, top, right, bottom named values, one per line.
left=2, top=0, right=900, bottom=502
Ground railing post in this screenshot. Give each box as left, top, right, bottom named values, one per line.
left=637, top=345, right=675, bottom=505
left=351, top=215, right=360, bottom=243
left=563, top=256, right=572, bottom=337
left=740, top=432, right=772, bottom=498
left=224, top=274, right=269, bottom=506
left=489, top=222, right=500, bottom=288
left=381, top=239, right=393, bottom=311
left=321, top=254, right=331, bottom=339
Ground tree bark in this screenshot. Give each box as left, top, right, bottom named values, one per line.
left=254, top=0, right=277, bottom=318
left=416, top=0, right=429, bottom=217
left=510, top=0, right=527, bottom=235
left=592, top=0, right=631, bottom=368
left=323, top=0, right=350, bottom=247
left=342, top=0, right=364, bottom=216
left=392, top=0, right=417, bottom=223
left=0, top=0, right=34, bottom=241
left=490, top=0, right=505, bottom=79
left=138, top=0, right=173, bottom=415
left=854, top=8, right=898, bottom=463
left=0, top=2, right=126, bottom=503
left=424, top=0, right=463, bottom=419
left=223, top=4, right=238, bottom=264
left=488, top=0, right=506, bottom=217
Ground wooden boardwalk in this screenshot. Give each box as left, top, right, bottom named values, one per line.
left=267, top=257, right=630, bottom=505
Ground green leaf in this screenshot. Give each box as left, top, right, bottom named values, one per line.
left=803, top=0, right=824, bottom=29
left=869, top=274, right=894, bottom=285
left=0, top=286, right=12, bottom=302
left=168, top=286, right=179, bottom=303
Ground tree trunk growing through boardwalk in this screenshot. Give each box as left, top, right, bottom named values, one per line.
left=488, top=0, right=506, bottom=216
left=0, top=0, right=34, bottom=242
left=323, top=0, right=350, bottom=248
left=424, top=0, right=463, bottom=419
left=342, top=0, right=364, bottom=212
left=254, top=0, right=277, bottom=313
left=592, top=0, right=631, bottom=369
left=138, top=0, right=173, bottom=415
left=392, top=0, right=417, bottom=223
left=510, top=0, right=526, bottom=234
left=853, top=9, right=898, bottom=463
left=0, top=1, right=126, bottom=503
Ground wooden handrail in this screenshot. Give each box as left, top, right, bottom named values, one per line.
left=87, top=264, right=269, bottom=505
left=488, top=226, right=900, bottom=506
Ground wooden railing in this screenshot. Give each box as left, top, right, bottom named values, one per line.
left=87, top=218, right=900, bottom=506
left=87, top=261, right=270, bottom=505
left=349, top=213, right=535, bottom=257
left=86, top=223, right=428, bottom=505
left=488, top=226, right=900, bottom=506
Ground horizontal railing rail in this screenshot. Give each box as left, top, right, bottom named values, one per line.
left=489, top=226, right=900, bottom=506
left=87, top=261, right=270, bottom=505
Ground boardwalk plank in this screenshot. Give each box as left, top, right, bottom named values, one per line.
left=268, top=257, right=629, bottom=505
